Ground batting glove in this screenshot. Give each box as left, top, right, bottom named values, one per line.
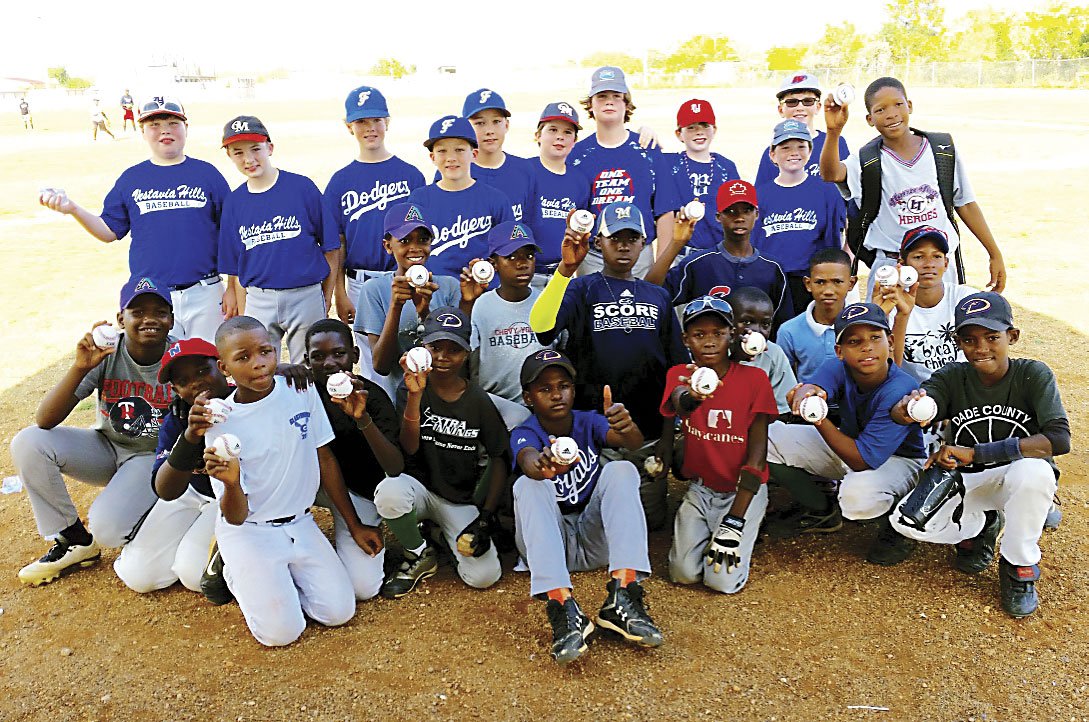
left=456, top=511, right=496, bottom=558
left=705, top=514, right=745, bottom=574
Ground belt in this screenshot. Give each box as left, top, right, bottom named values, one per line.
left=345, top=268, right=380, bottom=281
left=170, top=274, right=222, bottom=291
left=878, top=250, right=900, bottom=260
left=246, top=508, right=309, bottom=526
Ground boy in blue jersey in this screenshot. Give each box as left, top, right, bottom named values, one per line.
left=777, top=248, right=857, bottom=382
left=39, top=97, right=231, bottom=342
left=663, top=99, right=740, bottom=260
left=407, top=116, right=514, bottom=279
left=570, top=66, right=677, bottom=278
left=753, top=119, right=846, bottom=314
left=646, top=180, right=793, bottom=334
left=461, top=89, right=534, bottom=222
left=767, top=303, right=925, bottom=564
left=755, top=73, right=850, bottom=186
left=218, top=116, right=339, bottom=364
left=525, top=102, right=591, bottom=286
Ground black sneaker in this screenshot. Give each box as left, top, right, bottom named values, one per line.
left=200, top=541, right=234, bottom=605
left=954, top=510, right=1004, bottom=574
left=595, top=579, right=663, bottom=648
left=999, top=558, right=1040, bottom=618
left=866, top=515, right=916, bottom=566
left=380, top=545, right=438, bottom=599
left=546, top=598, right=594, bottom=664
left=766, top=504, right=843, bottom=539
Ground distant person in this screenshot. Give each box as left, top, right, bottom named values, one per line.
left=19, top=97, right=32, bottom=130
left=120, top=89, right=136, bottom=132
left=91, top=99, right=115, bottom=141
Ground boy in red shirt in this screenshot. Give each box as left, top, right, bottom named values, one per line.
left=662, top=296, right=778, bottom=593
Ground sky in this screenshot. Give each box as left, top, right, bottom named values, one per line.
left=2, top=0, right=1055, bottom=80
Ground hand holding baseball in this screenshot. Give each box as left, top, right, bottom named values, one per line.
left=330, top=377, right=371, bottom=420
left=559, top=212, right=591, bottom=275
left=74, top=322, right=116, bottom=371
left=185, top=391, right=215, bottom=441
left=203, top=448, right=240, bottom=485
left=412, top=280, right=438, bottom=319
left=399, top=353, right=430, bottom=394
left=823, top=94, right=849, bottom=132
left=459, top=259, right=490, bottom=303
left=39, top=187, right=74, bottom=214
left=672, top=204, right=698, bottom=245
left=787, top=383, right=827, bottom=416
left=389, top=274, right=416, bottom=306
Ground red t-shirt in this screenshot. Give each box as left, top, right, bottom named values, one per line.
left=660, top=363, right=778, bottom=493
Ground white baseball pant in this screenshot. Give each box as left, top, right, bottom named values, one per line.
left=169, top=278, right=225, bottom=343
left=243, top=283, right=327, bottom=364
left=314, top=488, right=386, bottom=601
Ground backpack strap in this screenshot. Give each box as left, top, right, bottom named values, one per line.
left=916, top=128, right=966, bottom=283
left=845, top=136, right=883, bottom=274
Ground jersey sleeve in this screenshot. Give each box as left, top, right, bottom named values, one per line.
left=651, top=153, right=681, bottom=217
left=74, top=358, right=105, bottom=401
left=765, top=345, right=798, bottom=414
left=841, top=153, right=862, bottom=204
left=322, top=174, right=347, bottom=239
left=920, top=364, right=955, bottom=422
left=307, top=386, right=336, bottom=449
left=1023, top=360, right=1067, bottom=427
left=770, top=264, right=795, bottom=333
left=824, top=183, right=848, bottom=239
left=809, top=358, right=845, bottom=402
left=151, top=410, right=183, bottom=481
left=510, top=421, right=544, bottom=465
left=659, top=365, right=687, bottom=418
left=754, top=146, right=775, bottom=186
left=208, top=166, right=231, bottom=230
left=776, top=324, right=800, bottom=373
left=308, top=180, right=339, bottom=252
left=751, top=368, right=780, bottom=417
left=216, top=198, right=241, bottom=276
left=855, top=383, right=917, bottom=469
left=357, top=277, right=387, bottom=335
left=535, top=276, right=579, bottom=346
left=100, top=179, right=131, bottom=240
left=663, top=261, right=687, bottom=305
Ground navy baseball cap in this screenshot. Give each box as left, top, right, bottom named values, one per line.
left=777, top=72, right=821, bottom=99
left=590, top=66, right=629, bottom=95
left=138, top=96, right=186, bottom=123
left=901, top=225, right=950, bottom=254
left=120, top=277, right=172, bottom=311
left=539, top=101, right=581, bottom=130
left=596, top=201, right=646, bottom=238
left=955, top=292, right=1015, bottom=332
left=345, top=85, right=389, bottom=123
left=520, top=349, right=577, bottom=388
left=421, top=307, right=471, bottom=351
left=222, top=115, right=270, bottom=147
left=682, top=295, right=734, bottom=329
left=424, top=115, right=477, bottom=150
left=488, top=221, right=541, bottom=257
left=834, top=302, right=891, bottom=342
left=383, top=203, right=432, bottom=241
left=463, top=88, right=510, bottom=118
left=772, top=119, right=813, bottom=146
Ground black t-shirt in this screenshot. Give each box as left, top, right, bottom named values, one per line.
left=319, top=378, right=400, bottom=500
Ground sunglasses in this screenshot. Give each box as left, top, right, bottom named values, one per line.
left=781, top=98, right=819, bottom=108
left=140, top=98, right=185, bottom=116
left=683, top=295, right=734, bottom=321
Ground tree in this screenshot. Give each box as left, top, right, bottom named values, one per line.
left=881, top=0, right=948, bottom=63
left=47, top=66, right=92, bottom=90
left=947, top=10, right=1018, bottom=62
left=371, top=58, right=414, bottom=79
left=1023, top=3, right=1089, bottom=59
left=659, top=35, right=738, bottom=73
left=580, top=51, right=644, bottom=76
left=805, top=22, right=867, bottom=68
left=47, top=67, right=69, bottom=85
left=766, top=44, right=810, bottom=72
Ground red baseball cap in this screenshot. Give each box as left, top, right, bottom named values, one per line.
left=716, top=180, right=758, bottom=211
left=676, top=99, right=716, bottom=128
left=158, top=338, right=220, bottom=383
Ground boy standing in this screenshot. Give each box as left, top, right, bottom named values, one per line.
left=462, top=89, right=534, bottom=221
left=755, top=72, right=849, bottom=185
left=120, top=89, right=136, bottom=133
left=776, top=248, right=857, bottom=381
left=20, top=96, right=32, bottom=130
left=91, top=99, right=115, bottom=141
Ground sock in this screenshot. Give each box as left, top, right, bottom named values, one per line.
left=546, top=588, right=571, bottom=604
left=60, top=519, right=92, bottom=547
left=383, top=511, right=425, bottom=552
left=408, top=541, right=427, bottom=556
left=769, top=463, right=831, bottom=513
left=611, top=569, right=637, bottom=587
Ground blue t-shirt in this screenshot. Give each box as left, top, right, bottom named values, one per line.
left=323, top=156, right=425, bottom=273
left=218, top=170, right=339, bottom=289
left=406, top=181, right=513, bottom=278
left=752, top=174, right=846, bottom=274
left=511, top=410, right=611, bottom=515
left=569, top=130, right=678, bottom=245
left=663, top=152, right=740, bottom=252
left=755, top=129, right=850, bottom=186
left=536, top=273, right=685, bottom=439
left=434, top=154, right=533, bottom=222
left=523, top=158, right=591, bottom=267
left=776, top=303, right=836, bottom=382
left=810, top=358, right=926, bottom=467
left=152, top=408, right=213, bottom=498
left=101, top=157, right=230, bottom=285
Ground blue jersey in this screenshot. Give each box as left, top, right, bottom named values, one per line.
left=755, top=129, right=850, bottom=186
left=810, top=358, right=926, bottom=466
left=101, top=157, right=230, bottom=285
left=218, top=170, right=339, bottom=289
left=663, top=152, right=740, bottom=252
left=407, top=181, right=513, bottom=279
left=153, top=408, right=213, bottom=498
left=324, top=157, right=425, bottom=273
left=511, top=410, right=611, bottom=515
left=434, top=154, right=533, bottom=222
left=523, top=158, right=591, bottom=267
left=752, top=174, right=846, bottom=274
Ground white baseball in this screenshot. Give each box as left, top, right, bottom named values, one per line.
left=40, top=187, right=67, bottom=206
left=644, top=456, right=664, bottom=476
left=569, top=209, right=595, bottom=234
left=833, top=83, right=855, bottom=106
left=741, top=331, right=767, bottom=356
left=899, top=266, right=919, bottom=289
left=405, top=346, right=433, bottom=373
left=550, top=436, right=580, bottom=465
left=683, top=200, right=706, bottom=222
left=471, top=260, right=495, bottom=285
left=91, top=324, right=119, bottom=349
left=406, top=265, right=430, bottom=288
left=875, top=264, right=899, bottom=288
left=210, top=434, right=242, bottom=461
left=690, top=366, right=720, bottom=396
left=206, top=398, right=233, bottom=425
left=799, top=395, right=829, bottom=423
left=907, top=395, right=938, bottom=425
left=326, top=371, right=354, bottom=399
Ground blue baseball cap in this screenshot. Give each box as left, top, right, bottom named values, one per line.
left=463, top=88, right=510, bottom=119
left=595, top=201, right=646, bottom=238
left=834, top=302, right=891, bottom=342
left=955, top=292, right=1014, bottom=332
left=383, top=203, right=432, bottom=241
left=771, top=119, right=813, bottom=146
left=901, top=225, right=950, bottom=254
left=538, top=101, right=581, bottom=130
left=120, top=277, right=172, bottom=311
left=488, top=221, right=541, bottom=257
left=590, top=66, right=629, bottom=95
left=344, top=85, right=388, bottom=123
left=424, top=115, right=477, bottom=150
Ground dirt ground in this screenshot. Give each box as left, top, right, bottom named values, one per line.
left=0, top=87, right=1087, bottom=721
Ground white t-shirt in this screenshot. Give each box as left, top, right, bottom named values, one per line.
left=893, top=282, right=975, bottom=382
left=842, top=135, right=974, bottom=254
left=209, top=380, right=334, bottom=523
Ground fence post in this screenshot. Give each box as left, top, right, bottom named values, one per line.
left=1031, top=59, right=1036, bottom=86
left=978, top=60, right=983, bottom=86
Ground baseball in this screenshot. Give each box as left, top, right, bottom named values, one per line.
left=741, top=331, right=767, bottom=356
left=550, top=436, right=580, bottom=465
left=206, top=398, right=233, bottom=425
left=690, top=366, right=720, bottom=396
left=406, top=264, right=430, bottom=288
left=405, top=346, right=433, bottom=373
left=874, top=264, right=899, bottom=288
left=899, top=266, right=920, bottom=288
left=799, top=395, right=829, bottom=423
left=833, top=83, right=856, bottom=106
left=471, top=259, right=495, bottom=285
left=210, top=434, right=242, bottom=461
left=39, top=187, right=67, bottom=205
left=326, top=371, right=354, bottom=399
left=683, top=200, right=706, bottom=222
left=644, top=456, right=664, bottom=476
left=91, top=324, right=120, bottom=349
left=569, top=209, right=595, bottom=234
left=907, top=394, right=938, bottom=424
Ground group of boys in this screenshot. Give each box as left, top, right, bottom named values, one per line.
left=15, top=69, right=1068, bottom=663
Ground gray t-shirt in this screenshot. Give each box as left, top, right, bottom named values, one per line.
left=740, top=341, right=797, bottom=415
left=470, top=288, right=548, bottom=403
left=75, top=334, right=173, bottom=454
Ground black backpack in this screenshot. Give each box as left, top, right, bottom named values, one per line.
left=844, top=129, right=966, bottom=283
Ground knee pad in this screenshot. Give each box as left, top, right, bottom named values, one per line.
left=898, top=467, right=965, bottom=533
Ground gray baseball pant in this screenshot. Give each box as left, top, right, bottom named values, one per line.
left=243, top=283, right=326, bottom=364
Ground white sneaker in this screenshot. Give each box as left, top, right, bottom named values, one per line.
left=18, top=537, right=101, bottom=586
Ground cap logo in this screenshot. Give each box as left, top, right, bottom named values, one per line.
left=728, top=182, right=748, bottom=196
left=599, top=69, right=615, bottom=80
left=791, top=75, right=806, bottom=83
left=558, top=103, right=574, bottom=116
left=435, top=312, right=463, bottom=329
left=842, top=304, right=869, bottom=320
left=536, top=349, right=562, bottom=362
left=479, top=90, right=493, bottom=103
left=440, top=118, right=455, bottom=134
left=168, top=342, right=182, bottom=357
left=614, top=206, right=632, bottom=220
left=230, top=119, right=250, bottom=132
left=785, top=120, right=801, bottom=130
left=134, top=278, right=155, bottom=292
left=152, top=96, right=164, bottom=107
left=404, top=205, right=424, bottom=222
left=510, top=224, right=529, bottom=240
left=709, top=286, right=731, bottom=298
left=960, top=298, right=991, bottom=315
left=690, top=102, right=701, bottom=113
left=356, top=90, right=371, bottom=107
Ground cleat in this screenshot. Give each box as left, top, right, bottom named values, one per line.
left=595, top=579, right=663, bottom=648
left=999, top=558, right=1040, bottom=618
left=954, top=510, right=1004, bottom=574
left=380, top=545, right=438, bottom=599
left=200, top=541, right=233, bottom=605
left=18, top=537, right=101, bottom=586
left=766, top=503, right=842, bottom=540
left=546, top=598, right=594, bottom=664
left=866, top=515, right=916, bottom=566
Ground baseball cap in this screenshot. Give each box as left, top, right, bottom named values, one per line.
left=676, top=99, right=716, bottom=128
left=119, top=277, right=172, bottom=311
left=681, top=295, right=734, bottom=329
left=901, top=225, right=950, bottom=254
left=138, top=96, right=186, bottom=123
left=345, top=85, right=389, bottom=123
left=717, top=180, right=758, bottom=211
left=222, top=115, right=271, bottom=147
left=954, top=292, right=1015, bottom=332
left=157, top=338, right=219, bottom=384
left=771, top=119, right=813, bottom=146
left=488, top=221, right=541, bottom=257
left=463, top=88, right=510, bottom=119
left=520, top=349, right=577, bottom=388
left=383, top=203, right=432, bottom=241
left=595, top=201, right=646, bottom=238
left=538, top=101, right=581, bottom=130
left=420, top=307, right=471, bottom=351
left=590, top=66, right=629, bottom=96
left=777, top=72, right=822, bottom=99
left=834, top=302, right=891, bottom=342
left=424, top=115, right=477, bottom=150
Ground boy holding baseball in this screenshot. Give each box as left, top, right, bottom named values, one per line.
left=776, top=248, right=857, bottom=382
left=727, top=287, right=797, bottom=416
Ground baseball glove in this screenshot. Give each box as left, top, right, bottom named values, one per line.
left=455, top=511, right=497, bottom=558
